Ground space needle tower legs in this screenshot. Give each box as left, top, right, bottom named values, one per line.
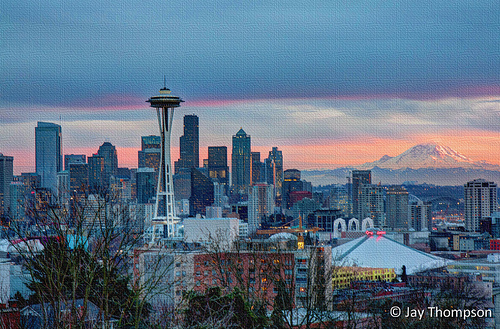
left=147, top=87, right=184, bottom=244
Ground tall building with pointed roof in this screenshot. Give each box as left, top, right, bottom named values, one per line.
left=231, top=128, right=251, bottom=191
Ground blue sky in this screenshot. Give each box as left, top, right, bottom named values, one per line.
left=1, top=0, right=499, bottom=173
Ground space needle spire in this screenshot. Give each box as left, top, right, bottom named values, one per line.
left=146, top=86, right=184, bottom=244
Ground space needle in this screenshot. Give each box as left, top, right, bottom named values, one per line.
left=146, top=86, right=184, bottom=244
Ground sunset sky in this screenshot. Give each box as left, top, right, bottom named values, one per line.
left=1, top=0, right=499, bottom=174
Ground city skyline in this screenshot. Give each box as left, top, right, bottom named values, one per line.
left=2, top=1, right=500, bottom=174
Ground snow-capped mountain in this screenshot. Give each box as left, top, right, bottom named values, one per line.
left=357, top=143, right=500, bottom=170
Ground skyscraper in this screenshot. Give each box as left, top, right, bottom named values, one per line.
left=231, top=128, right=251, bottom=192
left=69, top=163, right=89, bottom=196
left=9, top=180, right=26, bottom=220
left=88, top=155, right=105, bottom=192
left=207, top=146, right=229, bottom=187
left=386, top=185, right=409, bottom=230
left=409, top=200, right=432, bottom=231
left=175, top=115, right=199, bottom=173
left=138, top=135, right=161, bottom=171
left=359, top=184, right=385, bottom=227
left=265, top=147, right=283, bottom=206
left=136, top=168, right=156, bottom=204
left=0, top=154, right=13, bottom=216
left=35, top=122, right=62, bottom=192
left=329, top=184, right=350, bottom=217
left=351, top=170, right=371, bottom=219
left=248, top=183, right=275, bottom=235
left=251, top=152, right=262, bottom=184
left=282, top=169, right=302, bottom=210
left=465, top=179, right=498, bottom=232
left=141, top=135, right=161, bottom=151
left=189, top=168, right=214, bottom=216
left=56, top=170, right=70, bottom=205
left=97, top=142, right=118, bottom=188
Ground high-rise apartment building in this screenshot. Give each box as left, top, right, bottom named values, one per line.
left=465, top=179, right=498, bottom=232
left=409, top=200, right=432, bottom=231
left=231, top=128, right=251, bottom=191
left=359, top=184, right=385, bottom=227
left=9, top=180, right=26, bottom=220
left=386, top=185, right=409, bottom=230
left=0, top=154, right=14, bottom=216
left=248, top=183, right=275, bottom=235
left=329, top=184, right=350, bottom=217
left=175, top=115, right=199, bottom=173
left=35, top=122, right=62, bottom=192
left=352, top=170, right=371, bottom=219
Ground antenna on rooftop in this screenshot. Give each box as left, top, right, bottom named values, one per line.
left=160, top=75, right=170, bottom=92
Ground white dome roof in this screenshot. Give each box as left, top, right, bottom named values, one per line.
left=269, top=232, right=298, bottom=241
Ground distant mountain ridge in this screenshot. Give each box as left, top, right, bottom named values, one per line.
left=301, top=143, right=500, bottom=186
left=357, top=142, right=500, bottom=170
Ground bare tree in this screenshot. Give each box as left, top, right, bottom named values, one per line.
left=10, top=186, right=174, bottom=328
